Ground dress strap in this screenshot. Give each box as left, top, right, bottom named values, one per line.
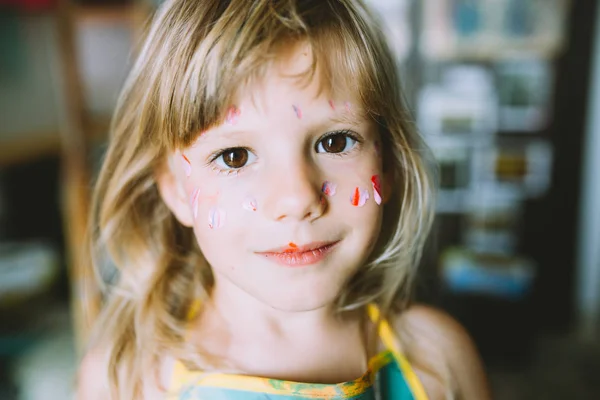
left=366, top=304, right=429, bottom=400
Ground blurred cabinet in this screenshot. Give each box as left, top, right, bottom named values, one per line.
left=0, top=0, right=151, bottom=347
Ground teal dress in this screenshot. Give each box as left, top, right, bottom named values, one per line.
left=168, top=305, right=429, bottom=400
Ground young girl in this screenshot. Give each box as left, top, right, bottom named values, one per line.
left=78, top=0, right=490, bottom=399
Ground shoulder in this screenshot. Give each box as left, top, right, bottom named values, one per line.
left=77, top=345, right=175, bottom=400
left=391, top=304, right=492, bottom=400
left=77, top=346, right=110, bottom=400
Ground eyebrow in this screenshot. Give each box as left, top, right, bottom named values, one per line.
left=192, top=107, right=368, bottom=146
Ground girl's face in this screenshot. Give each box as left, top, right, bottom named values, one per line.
left=160, top=47, right=387, bottom=311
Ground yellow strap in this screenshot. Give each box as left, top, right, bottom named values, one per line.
left=367, top=304, right=429, bottom=400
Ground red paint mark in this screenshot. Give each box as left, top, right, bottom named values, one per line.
left=181, top=153, right=192, bottom=177
left=371, top=175, right=381, bottom=193
left=328, top=100, right=336, bottom=110
left=283, top=242, right=299, bottom=253
left=321, top=181, right=337, bottom=196
left=372, top=175, right=382, bottom=205
left=350, top=187, right=360, bottom=206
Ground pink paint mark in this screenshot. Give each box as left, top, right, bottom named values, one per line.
left=371, top=175, right=382, bottom=205
left=350, top=187, right=369, bottom=207
left=321, top=181, right=337, bottom=197
left=292, top=105, right=302, bottom=119
left=328, top=100, right=336, bottom=110
left=190, top=188, right=201, bottom=219
left=344, top=101, right=352, bottom=113
left=374, top=142, right=381, bottom=158
left=242, top=197, right=258, bottom=212
left=180, top=153, right=192, bottom=177
left=208, top=207, right=226, bottom=229
left=225, top=105, right=241, bottom=125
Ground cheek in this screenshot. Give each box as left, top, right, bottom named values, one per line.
left=321, top=155, right=383, bottom=210
left=184, top=176, right=257, bottom=234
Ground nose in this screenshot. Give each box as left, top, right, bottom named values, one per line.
left=262, top=156, right=325, bottom=223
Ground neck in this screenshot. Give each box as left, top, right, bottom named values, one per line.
left=191, top=274, right=374, bottom=380
left=206, top=273, right=355, bottom=341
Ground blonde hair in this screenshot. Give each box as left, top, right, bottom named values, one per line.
left=86, top=0, right=438, bottom=397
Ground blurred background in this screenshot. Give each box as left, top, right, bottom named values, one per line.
left=0, top=0, right=599, bottom=398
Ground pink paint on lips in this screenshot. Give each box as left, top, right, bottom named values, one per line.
left=258, top=241, right=339, bottom=267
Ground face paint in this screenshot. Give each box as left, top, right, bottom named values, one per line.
left=208, top=207, right=226, bottom=229
left=242, top=197, right=258, bottom=212
left=371, top=175, right=382, bottom=205
left=292, top=104, right=302, bottom=119
left=321, top=181, right=337, bottom=197
left=328, top=100, right=336, bottom=110
left=190, top=188, right=200, bottom=219
left=350, top=187, right=369, bottom=207
left=225, top=105, right=241, bottom=125
left=282, top=242, right=299, bottom=253
left=180, top=153, right=192, bottom=177
left=344, top=101, right=352, bottom=113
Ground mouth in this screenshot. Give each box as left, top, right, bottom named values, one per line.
left=257, top=241, right=340, bottom=267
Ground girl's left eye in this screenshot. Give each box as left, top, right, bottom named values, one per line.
left=316, top=131, right=359, bottom=154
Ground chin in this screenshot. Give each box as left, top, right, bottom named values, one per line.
left=256, top=283, right=342, bottom=313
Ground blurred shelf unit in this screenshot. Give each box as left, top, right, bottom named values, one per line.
left=0, top=0, right=154, bottom=345
left=0, top=2, right=148, bottom=167
left=421, top=0, right=572, bottom=61
left=73, top=3, right=143, bottom=24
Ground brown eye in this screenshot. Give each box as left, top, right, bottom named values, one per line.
left=220, top=148, right=249, bottom=168
left=316, top=132, right=358, bottom=154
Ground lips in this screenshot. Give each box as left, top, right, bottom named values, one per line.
left=257, top=241, right=340, bottom=267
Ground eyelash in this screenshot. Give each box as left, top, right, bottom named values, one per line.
left=207, top=129, right=363, bottom=176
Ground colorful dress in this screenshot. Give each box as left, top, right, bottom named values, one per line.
left=168, top=305, right=429, bottom=399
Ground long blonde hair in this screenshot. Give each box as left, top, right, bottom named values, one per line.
left=86, top=0, right=437, bottom=397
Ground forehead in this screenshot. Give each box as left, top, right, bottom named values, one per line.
left=232, top=43, right=364, bottom=120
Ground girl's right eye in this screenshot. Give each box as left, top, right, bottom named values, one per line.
left=212, top=147, right=256, bottom=172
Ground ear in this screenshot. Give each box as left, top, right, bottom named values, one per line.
left=155, top=157, right=195, bottom=227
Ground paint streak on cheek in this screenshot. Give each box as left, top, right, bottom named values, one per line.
left=242, top=197, right=258, bottom=212
left=190, top=188, right=201, bottom=219
left=328, top=100, right=336, bottom=110
left=350, top=187, right=370, bottom=207
left=321, top=181, right=337, bottom=197
left=292, top=104, right=302, bottom=119
left=208, top=207, right=226, bottom=229
left=180, top=153, right=192, bottom=177
left=374, top=141, right=381, bottom=158
left=371, top=175, right=382, bottom=205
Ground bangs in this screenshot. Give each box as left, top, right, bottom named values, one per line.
left=145, top=0, right=391, bottom=150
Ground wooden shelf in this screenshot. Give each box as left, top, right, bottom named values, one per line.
left=0, top=132, right=61, bottom=167
left=0, top=116, right=110, bottom=167
left=73, top=3, right=137, bottom=24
